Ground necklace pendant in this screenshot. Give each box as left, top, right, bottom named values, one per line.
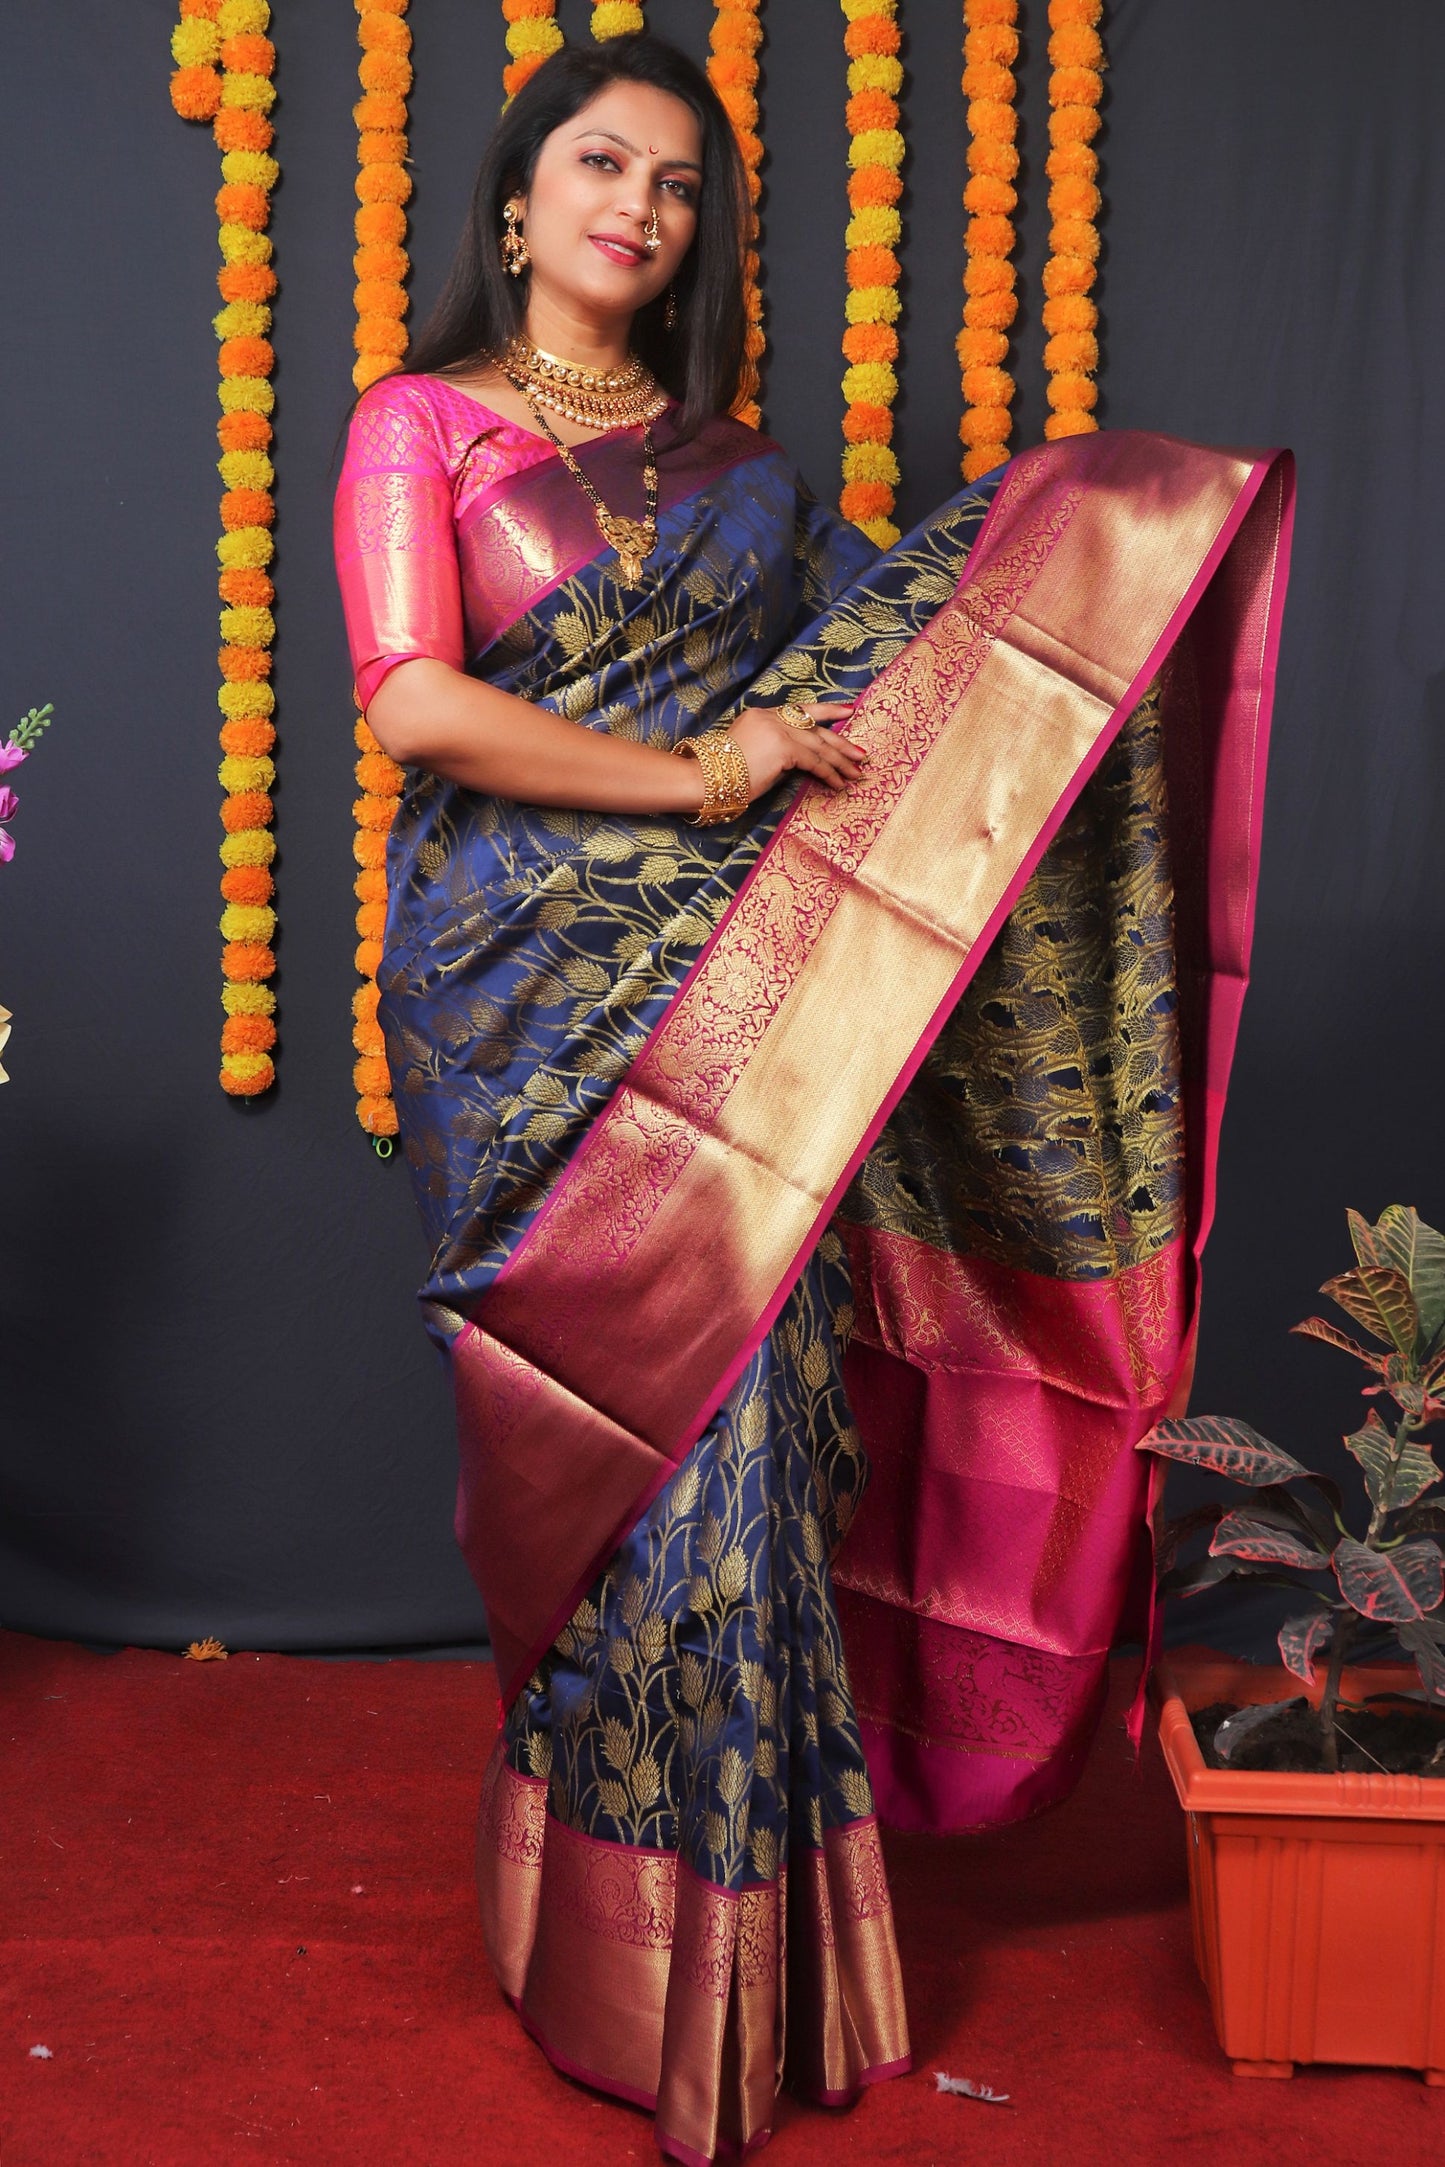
left=600, top=514, right=655, bottom=588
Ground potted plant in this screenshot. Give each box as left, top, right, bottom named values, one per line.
left=1139, top=1205, right=1445, bottom=2083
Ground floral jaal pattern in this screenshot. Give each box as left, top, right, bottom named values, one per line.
left=839, top=682, right=1184, bottom=1281
left=503, top=1236, right=877, bottom=1888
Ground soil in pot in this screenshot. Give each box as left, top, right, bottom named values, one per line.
left=1190, top=1696, right=1445, bottom=1775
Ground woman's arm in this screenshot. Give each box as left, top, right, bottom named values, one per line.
left=367, top=656, right=866, bottom=813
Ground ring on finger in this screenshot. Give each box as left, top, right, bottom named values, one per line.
left=782, top=704, right=817, bottom=730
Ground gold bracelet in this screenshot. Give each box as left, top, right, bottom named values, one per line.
left=674, top=728, right=752, bottom=827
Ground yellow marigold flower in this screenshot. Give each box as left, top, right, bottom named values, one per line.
left=221, top=1050, right=273, bottom=1085
left=221, top=980, right=276, bottom=1015
left=220, top=149, right=280, bottom=190
left=592, top=1, right=644, bottom=36
left=859, top=515, right=900, bottom=548
left=220, top=829, right=277, bottom=869
left=842, top=360, right=898, bottom=405
left=841, top=0, right=895, bottom=21
left=847, top=129, right=905, bottom=172
left=217, top=680, right=275, bottom=718
left=217, top=375, right=275, bottom=416
left=218, top=0, right=270, bottom=33
left=216, top=525, right=274, bottom=569
left=221, top=70, right=276, bottom=112
left=212, top=301, right=271, bottom=342
left=219, top=605, right=275, bottom=647
left=844, top=284, right=901, bottom=326
left=842, top=442, right=901, bottom=486
left=218, top=754, right=276, bottom=795
left=507, top=18, right=563, bottom=56
left=220, top=902, right=278, bottom=944
left=172, top=18, right=222, bottom=66
left=847, top=56, right=902, bottom=94
left=218, top=223, right=273, bottom=266
left=218, top=449, right=275, bottom=492
left=845, top=206, right=901, bottom=249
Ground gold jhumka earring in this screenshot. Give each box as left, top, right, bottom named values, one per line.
left=664, top=287, right=679, bottom=331
left=500, top=201, right=530, bottom=276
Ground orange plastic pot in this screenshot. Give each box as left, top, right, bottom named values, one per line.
left=1153, top=1646, right=1445, bottom=2083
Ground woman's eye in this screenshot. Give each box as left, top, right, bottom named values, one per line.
left=581, top=151, right=619, bottom=172
left=661, top=178, right=695, bottom=204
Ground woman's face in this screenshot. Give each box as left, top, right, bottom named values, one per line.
left=515, top=82, right=703, bottom=328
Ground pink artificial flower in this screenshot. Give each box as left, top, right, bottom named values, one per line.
left=0, top=740, right=26, bottom=774
left=0, top=826, right=13, bottom=863
left=0, top=787, right=17, bottom=822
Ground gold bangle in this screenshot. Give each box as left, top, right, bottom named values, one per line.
left=674, top=728, right=752, bottom=827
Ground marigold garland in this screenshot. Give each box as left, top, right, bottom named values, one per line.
left=1041, top=0, right=1104, bottom=441
left=502, top=0, right=561, bottom=98
left=170, top=0, right=281, bottom=1097
left=838, top=0, right=904, bottom=547
left=591, top=2, right=645, bottom=36
left=709, top=1, right=765, bottom=426
left=957, top=0, right=1020, bottom=483
left=346, top=0, right=413, bottom=1143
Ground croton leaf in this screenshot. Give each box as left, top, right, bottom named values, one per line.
left=1396, top=1619, right=1445, bottom=1704
left=1322, top=1266, right=1421, bottom=1359
left=1136, top=1417, right=1308, bottom=1485
left=1347, top=1207, right=1388, bottom=1270
left=1255, top=1480, right=1341, bottom=1549
left=1396, top=1502, right=1445, bottom=1540
left=1373, top=1206, right=1445, bottom=1356
left=1333, top=1535, right=1445, bottom=1622
left=1211, top=1511, right=1327, bottom=1569
left=1277, top=1607, right=1336, bottom=1685
left=1154, top=1501, right=1226, bottom=1578
left=1291, top=1314, right=1387, bottom=1371
left=1343, top=1408, right=1441, bottom=1513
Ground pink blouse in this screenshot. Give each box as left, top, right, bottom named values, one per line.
left=333, top=374, right=562, bottom=712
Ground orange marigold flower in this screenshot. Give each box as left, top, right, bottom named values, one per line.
left=1044, top=329, right=1099, bottom=373
left=218, top=644, right=272, bottom=684
left=221, top=790, right=273, bottom=833
left=966, top=212, right=1015, bottom=259
left=968, top=137, right=1019, bottom=180
left=839, top=480, right=893, bottom=523
left=1048, top=174, right=1101, bottom=220
left=356, top=750, right=404, bottom=796
left=358, top=10, right=410, bottom=52
left=965, top=24, right=1018, bottom=67
left=843, top=321, right=899, bottom=364
left=220, top=33, right=275, bottom=75
left=963, top=289, right=1019, bottom=332
left=354, top=794, right=399, bottom=833
left=353, top=1052, right=392, bottom=1095
left=846, top=245, right=901, bottom=289
left=353, top=241, right=409, bottom=282
left=213, top=107, right=273, bottom=153
left=218, top=334, right=274, bottom=378
left=966, top=0, right=1018, bottom=23
left=1049, top=102, right=1101, bottom=145
left=962, top=364, right=1014, bottom=409
left=355, top=163, right=412, bottom=207
left=171, top=66, right=223, bottom=121
left=353, top=829, right=388, bottom=870
left=353, top=91, right=408, bottom=132
left=222, top=1013, right=278, bottom=1055
left=1046, top=370, right=1099, bottom=411
left=358, top=1093, right=399, bottom=1138
left=355, top=938, right=384, bottom=978
left=848, top=166, right=903, bottom=209
left=1041, top=254, right=1095, bottom=298
left=354, top=202, right=408, bottom=245
left=353, top=869, right=389, bottom=906
left=221, top=1061, right=273, bottom=1096
left=223, top=938, right=277, bottom=981
left=967, top=98, right=1017, bottom=144
left=1042, top=292, right=1098, bottom=333
left=355, top=902, right=387, bottom=943
left=218, top=566, right=275, bottom=607
left=354, top=318, right=408, bottom=359
left=1049, top=23, right=1104, bottom=72
left=846, top=89, right=899, bottom=135
left=215, top=181, right=270, bottom=230
left=843, top=402, right=894, bottom=445
left=217, top=262, right=278, bottom=304
left=219, top=486, right=275, bottom=532
left=219, top=715, right=276, bottom=755
left=353, top=980, right=383, bottom=1024
left=1049, top=65, right=1103, bottom=108
left=956, top=325, right=1009, bottom=367
left=1049, top=217, right=1101, bottom=261
left=221, top=865, right=275, bottom=907
left=357, top=52, right=412, bottom=97
left=844, top=17, right=899, bottom=57
left=962, top=60, right=1014, bottom=103
left=964, top=173, right=1017, bottom=215
left=218, top=410, right=273, bottom=452
left=959, top=405, right=1013, bottom=447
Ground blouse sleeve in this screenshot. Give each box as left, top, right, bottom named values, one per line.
left=332, top=376, right=467, bottom=713
left=792, top=471, right=881, bottom=620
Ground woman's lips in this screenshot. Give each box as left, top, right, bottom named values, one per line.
left=590, top=234, right=647, bottom=268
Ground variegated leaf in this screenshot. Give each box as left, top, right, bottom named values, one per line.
left=1333, top=1535, right=1445, bottom=1622
left=1278, top=1607, right=1335, bottom=1685
left=1375, top=1207, right=1445, bottom=1352
left=1138, top=1416, right=1307, bottom=1484
left=1209, top=1512, right=1325, bottom=1570
left=1397, top=1618, right=1445, bottom=1702
left=1322, top=1266, right=1419, bottom=1357
left=1291, top=1314, right=1386, bottom=1371
left=1343, top=1408, right=1440, bottom=1513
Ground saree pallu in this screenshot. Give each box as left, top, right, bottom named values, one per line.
left=335, top=382, right=1293, bottom=2164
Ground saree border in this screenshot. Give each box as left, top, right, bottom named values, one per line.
left=453, top=432, right=1296, bottom=1706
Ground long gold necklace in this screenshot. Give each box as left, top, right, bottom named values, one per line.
left=503, top=362, right=661, bottom=589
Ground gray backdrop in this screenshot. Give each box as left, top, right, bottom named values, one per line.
left=3, top=1, right=1441, bottom=1656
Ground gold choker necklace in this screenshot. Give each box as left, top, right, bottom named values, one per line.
left=499, top=334, right=669, bottom=431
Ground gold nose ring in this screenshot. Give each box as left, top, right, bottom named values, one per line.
left=643, top=205, right=661, bottom=253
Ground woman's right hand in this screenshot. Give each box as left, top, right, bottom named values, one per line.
left=726, top=701, right=870, bottom=801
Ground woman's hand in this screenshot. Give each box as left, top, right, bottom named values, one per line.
left=726, top=701, right=870, bottom=801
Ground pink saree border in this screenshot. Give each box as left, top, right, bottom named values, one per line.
left=459, top=435, right=1295, bottom=1708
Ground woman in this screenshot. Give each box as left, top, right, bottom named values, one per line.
left=333, top=32, right=1292, bottom=2163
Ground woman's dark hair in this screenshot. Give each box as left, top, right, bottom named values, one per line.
left=403, top=34, right=749, bottom=445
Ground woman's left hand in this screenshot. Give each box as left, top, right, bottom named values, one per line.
left=726, top=700, right=870, bottom=801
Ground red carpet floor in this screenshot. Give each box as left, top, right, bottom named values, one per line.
left=2, top=1630, right=1439, bottom=2167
